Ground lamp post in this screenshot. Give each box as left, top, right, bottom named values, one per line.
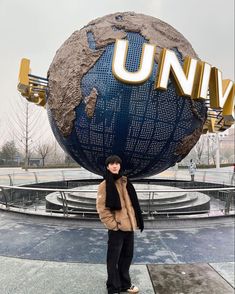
left=207, top=134, right=210, bottom=166
left=215, top=133, right=228, bottom=170
left=216, top=133, right=220, bottom=170
left=207, top=133, right=215, bottom=167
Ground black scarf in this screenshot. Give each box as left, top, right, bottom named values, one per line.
left=105, top=170, right=144, bottom=232
left=105, top=170, right=122, bottom=211
left=126, top=179, right=144, bottom=232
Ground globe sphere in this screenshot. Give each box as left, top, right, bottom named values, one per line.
left=47, top=12, right=207, bottom=178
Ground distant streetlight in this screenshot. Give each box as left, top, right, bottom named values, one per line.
left=207, top=134, right=210, bottom=166
left=207, top=133, right=215, bottom=166
left=215, top=133, right=228, bottom=170
left=215, top=133, right=220, bottom=170
left=207, top=132, right=227, bottom=169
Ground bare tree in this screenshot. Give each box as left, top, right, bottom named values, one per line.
left=48, top=139, right=66, bottom=164
left=0, top=117, right=9, bottom=148
left=0, top=140, right=18, bottom=165
left=64, top=154, right=77, bottom=167
left=7, top=96, right=52, bottom=170
left=208, top=136, right=217, bottom=165
left=194, top=135, right=207, bottom=164
left=220, top=139, right=234, bottom=164
left=37, top=143, right=52, bottom=167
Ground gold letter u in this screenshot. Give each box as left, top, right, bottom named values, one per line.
left=112, top=39, right=155, bottom=85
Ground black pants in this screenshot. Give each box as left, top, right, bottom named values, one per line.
left=106, top=230, right=134, bottom=294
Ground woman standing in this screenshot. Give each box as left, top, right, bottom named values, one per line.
left=96, top=155, right=144, bottom=294
left=188, top=159, right=197, bottom=183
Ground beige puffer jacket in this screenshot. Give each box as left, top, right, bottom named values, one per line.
left=96, top=176, right=137, bottom=231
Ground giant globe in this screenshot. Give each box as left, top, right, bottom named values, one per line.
left=47, top=12, right=207, bottom=178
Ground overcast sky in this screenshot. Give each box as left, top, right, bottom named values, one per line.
left=0, top=0, right=234, bottom=145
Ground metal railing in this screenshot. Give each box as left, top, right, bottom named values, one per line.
left=0, top=169, right=101, bottom=186
left=152, top=169, right=235, bottom=186
left=0, top=168, right=234, bottom=186
left=0, top=184, right=234, bottom=219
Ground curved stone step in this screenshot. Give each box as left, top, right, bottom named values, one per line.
left=45, top=186, right=210, bottom=214
left=153, top=193, right=210, bottom=212
left=67, top=192, right=188, bottom=204
left=65, top=184, right=189, bottom=205
left=46, top=193, right=96, bottom=211
left=58, top=193, right=198, bottom=209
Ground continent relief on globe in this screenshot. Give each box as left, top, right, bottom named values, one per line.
left=48, top=12, right=199, bottom=132
left=47, top=12, right=207, bottom=177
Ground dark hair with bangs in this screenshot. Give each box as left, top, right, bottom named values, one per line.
left=105, top=155, right=122, bottom=167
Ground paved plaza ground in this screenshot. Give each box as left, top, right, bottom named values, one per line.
left=0, top=211, right=234, bottom=293
left=0, top=167, right=234, bottom=293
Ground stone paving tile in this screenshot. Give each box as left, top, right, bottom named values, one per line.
left=0, top=256, right=154, bottom=294
left=0, top=214, right=234, bottom=264
left=147, top=263, right=234, bottom=294
left=209, top=262, right=235, bottom=288
left=152, top=226, right=235, bottom=264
